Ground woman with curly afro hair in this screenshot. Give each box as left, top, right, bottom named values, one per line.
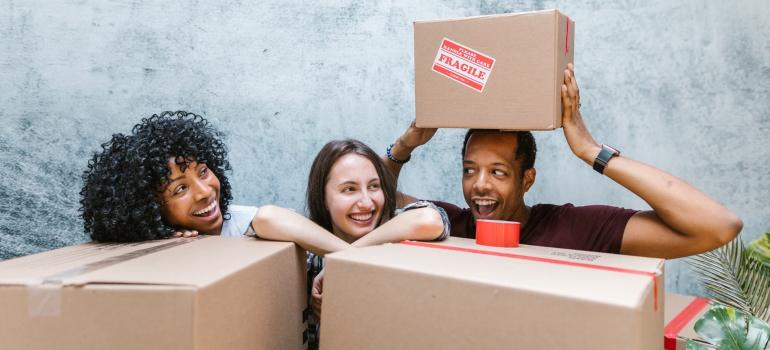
left=80, top=111, right=350, bottom=255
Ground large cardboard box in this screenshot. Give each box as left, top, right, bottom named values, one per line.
left=0, top=236, right=307, bottom=350
left=414, top=9, right=574, bottom=130
left=664, top=293, right=716, bottom=350
left=320, top=237, right=664, bottom=349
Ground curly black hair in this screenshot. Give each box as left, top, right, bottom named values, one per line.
left=80, top=111, right=232, bottom=242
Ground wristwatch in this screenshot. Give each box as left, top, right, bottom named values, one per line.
left=592, top=144, right=620, bottom=174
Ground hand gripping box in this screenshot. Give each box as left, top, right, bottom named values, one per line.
left=0, top=236, right=307, bottom=350
left=664, top=293, right=716, bottom=350
left=319, top=237, right=664, bottom=350
left=414, top=9, right=574, bottom=130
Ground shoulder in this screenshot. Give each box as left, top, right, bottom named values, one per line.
left=427, top=200, right=470, bottom=219
left=525, top=203, right=637, bottom=253
left=532, top=203, right=635, bottom=219
left=221, top=205, right=260, bottom=237
left=227, top=204, right=259, bottom=216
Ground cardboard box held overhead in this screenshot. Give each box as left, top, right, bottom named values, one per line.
left=319, top=237, right=664, bottom=350
left=0, top=236, right=308, bottom=350
left=415, top=9, right=574, bottom=130
left=664, top=293, right=716, bottom=350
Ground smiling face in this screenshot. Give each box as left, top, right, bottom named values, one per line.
left=159, top=157, right=223, bottom=235
left=462, top=131, right=536, bottom=223
left=324, top=153, right=385, bottom=243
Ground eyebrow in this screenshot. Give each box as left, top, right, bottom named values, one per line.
left=462, top=160, right=511, bottom=168
left=335, top=178, right=380, bottom=187
left=168, top=175, right=186, bottom=183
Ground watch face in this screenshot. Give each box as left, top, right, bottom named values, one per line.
left=603, top=144, right=620, bottom=156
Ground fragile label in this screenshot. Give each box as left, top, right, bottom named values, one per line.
left=431, top=38, right=495, bottom=92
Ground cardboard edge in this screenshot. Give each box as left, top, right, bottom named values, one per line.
left=413, top=9, right=557, bottom=24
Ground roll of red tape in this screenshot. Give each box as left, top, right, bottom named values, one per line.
left=476, top=219, right=520, bottom=247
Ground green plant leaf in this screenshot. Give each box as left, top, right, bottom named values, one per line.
left=689, top=236, right=770, bottom=323
left=693, top=304, right=770, bottom=350
left=747, top=233, right=770, bottom=266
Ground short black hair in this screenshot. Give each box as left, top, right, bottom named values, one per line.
left=461, top=129, right=537, bottom=171
left=80, top=111, right=232, bottom=242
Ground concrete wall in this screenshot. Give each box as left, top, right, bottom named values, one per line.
left=1, top=0, right=768, bottom=295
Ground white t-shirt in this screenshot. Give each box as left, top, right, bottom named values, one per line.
left=220, top=205, right=259, bottom=237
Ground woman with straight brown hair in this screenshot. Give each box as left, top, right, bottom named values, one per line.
left=252, top=139, right=450, bottom=348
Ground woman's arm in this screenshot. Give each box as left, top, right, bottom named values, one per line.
left=250, top=205, right=352, bottom=256
left=351, top=206, right=445, bottom=248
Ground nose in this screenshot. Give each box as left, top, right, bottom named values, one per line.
left=473, top=171, right=492, bottom=194
left=191, top=178, right=214, bottom=202
left=356, top=189, right=375, bottom=210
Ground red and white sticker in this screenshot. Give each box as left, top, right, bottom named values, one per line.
left=431, top=38, right=496, bottom=92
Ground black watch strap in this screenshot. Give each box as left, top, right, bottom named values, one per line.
left=592, top=144, right=620, bottom=174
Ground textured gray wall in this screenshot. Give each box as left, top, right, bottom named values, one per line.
left=1, top=0, right=768, bottom=295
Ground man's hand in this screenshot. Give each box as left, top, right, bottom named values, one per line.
left=560, top=63, right=600, bottom=164
left=173, top=230, right=198, bottom=238
left=311, top=268, right=325, bottom=318
left=396, top=120, right=437, bottom=151
left=383, top=119, right=437, bottom=207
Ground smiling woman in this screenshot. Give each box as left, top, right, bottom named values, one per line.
left=80, top=111, right=234, bottom=242
left=79, top=111, right=350, bottom=256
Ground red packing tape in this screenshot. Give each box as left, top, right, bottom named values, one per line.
left=400, top=240, right=659, bottom=311
left=663, top=297, right=709, bottom=350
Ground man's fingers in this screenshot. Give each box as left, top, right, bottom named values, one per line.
left=561, top=85, right=572, bottom=109
left=570, top=69, right=579, bottom=96
left=173, top=231, right=182, bottom=237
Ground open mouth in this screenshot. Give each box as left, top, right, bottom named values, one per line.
left=473, top=199, right=499, bottom=218
left=192, top=201, right=218, bottom=218
left=348, top=211, right=375, bottom=226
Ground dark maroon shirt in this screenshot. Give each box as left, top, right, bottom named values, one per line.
left=431, top=201, right=638, bottom=254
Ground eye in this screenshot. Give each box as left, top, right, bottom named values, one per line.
left=199, top=167, right=209, bottom=178
left=341, top=186, right=355, bottom=193
left=368, top=183, right=381, bottom=191
left=463, top=167, right=475, bottom=175
left=173, top=185, right=187, bottom=196
left=492, top=169, right=507, bottom=177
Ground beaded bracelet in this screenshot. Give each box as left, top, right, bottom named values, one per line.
left=386, top=143, right=411, bottom=164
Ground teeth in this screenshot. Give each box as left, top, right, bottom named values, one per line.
left=194, top=202, right=216, bottom=215
left=474, top=199, right=497, bottom=206
left=350, top=213, right=373, bottom=221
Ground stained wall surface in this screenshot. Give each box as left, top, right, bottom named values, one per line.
left=1, top=0, right=768, bottom=295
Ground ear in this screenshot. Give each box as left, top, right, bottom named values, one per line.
left=522, top=168, right=536, bottom=192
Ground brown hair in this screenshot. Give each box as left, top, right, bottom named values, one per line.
left=306, top=139, right=397, bottom=235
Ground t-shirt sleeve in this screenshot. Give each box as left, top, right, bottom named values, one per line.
left=563, top=204, right=637, bottom=253
left=428, top=200, right=475, bottom=239
left=400, top=200, right=450, bottom=241
left=222, top=205, right=260, bottom=237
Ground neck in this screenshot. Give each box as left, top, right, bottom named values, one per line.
left=511, top=204, right=531, bottom=227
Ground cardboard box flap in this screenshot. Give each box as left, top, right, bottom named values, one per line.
left=414, top=9, right=558, bottom=25
left=329, top=238, right=663, bottom=309
left=665, top=293, right=714, bottom=349
left=0, top=236, right=294, bottom=288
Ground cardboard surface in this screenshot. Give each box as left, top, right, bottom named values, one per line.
left=0, top=236, right=307, bottom=350
left=319, top=237, right=664, bottom=350
left=664, top=293, right=715, bottom=350
left=414, top=9, right=575, bottom=130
